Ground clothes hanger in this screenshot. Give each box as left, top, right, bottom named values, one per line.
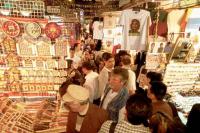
left=132, top=6, right=141, bottom=12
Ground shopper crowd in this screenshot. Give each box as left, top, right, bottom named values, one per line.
left=59, top=38, right=199, bottom=133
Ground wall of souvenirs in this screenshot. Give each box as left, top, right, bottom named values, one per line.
left=0, top=17, right=70, bottom=101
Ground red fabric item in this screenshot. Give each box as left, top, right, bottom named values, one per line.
left=149, top=21, right=168, bottom=38
left=180, top=9, right=192, bottom=32
left=112, top=44, right=121, bottom=55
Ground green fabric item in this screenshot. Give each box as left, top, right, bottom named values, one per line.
left=150, top=10, right=168, bottom=22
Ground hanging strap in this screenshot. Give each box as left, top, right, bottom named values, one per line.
left=109, top=122, right=117, bottom=133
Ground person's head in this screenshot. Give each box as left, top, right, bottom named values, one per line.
left=80, top=40, right=85, bottom=45
left=115, top=50, right=129, bottom=67
left=74, top=43, right=78, bottom=48
left=121, top=55, right=131, bottom=66
left=81, top=61, right=93, bottom=74
left=147, top=81, right=167, bottom=101
left=160, top=43, right=164, bottom=48
left=97, top=58, right=104, bottom=72
left=146, top=72, right=163, bottom=87
left=106, top=41, right=112, bottom=47
left=138, top=68, right=148, bottom=88
left=89, top=51, right=95, bottom=60
left=109, top=67, right=129, bottom=92
left=150, top=43, right=155, bottom=50
left=70, top=47, right=75, bottom=58
left=72, top=61, right=79, bottom=69
left=62, top=85, right=89, bottom=113
left=186, top=103, right=200, bottom=133
left=126, top=94, right=152, bottom=126
left=83, top=49, right=91, bottom=60
left=102, top=52, right=115, bottom=69
left=88, top=35, right=92, bottom=39
left=149, top=112, right=177, bottom=133
left=130, top=19, right=140, bottom=32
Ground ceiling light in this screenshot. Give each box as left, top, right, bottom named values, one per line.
left=20, top=10, right=32, bottom=16
left=0, top=9, right=11, bottom=16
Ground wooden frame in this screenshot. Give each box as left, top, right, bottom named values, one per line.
left=169, top=37, right=193, bottom=62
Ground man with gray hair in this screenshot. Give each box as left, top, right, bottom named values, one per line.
left=100, top=67, right=129, bottom=122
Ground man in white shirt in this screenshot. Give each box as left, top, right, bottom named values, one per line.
left=68, top=47, right=81, bottom=66
left=82, top=61, right=99, bottom=103
left=98, top=52, right=115, bottom=98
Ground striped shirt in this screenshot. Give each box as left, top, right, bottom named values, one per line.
left=99, top=120, right=151, bottom=133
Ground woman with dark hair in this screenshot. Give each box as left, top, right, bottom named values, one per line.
left=186, top=103, right=200, bottom=133
left=136, top=71, right=163, bottom=97
left=114, top=50, right=129, bottom=67
left=147, top=81, right=173, bottom=118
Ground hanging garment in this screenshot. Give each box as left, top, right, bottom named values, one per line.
left=93, top=21, right=104, bottom=40
left=119, top=9, right=151, bottom=51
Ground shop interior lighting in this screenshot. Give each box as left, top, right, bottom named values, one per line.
left=20, top=10, right=32, bottom=17
left=0, top=9, right=11, bottom=16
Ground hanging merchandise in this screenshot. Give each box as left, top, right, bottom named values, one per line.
left=119, top=9, right=151, bottom=51
left=45, top=22, right=61, bottom=40
left=167, top=9, right=186, bottom=43
left=2, top=20, right=20, bottom=37
left=93, top=20, right=104, bottom=40
left=25, top=22, right=42, bottom=38
left=149, top=9, right=168, bottom=39
left=2, top=37, right=16, bottom=53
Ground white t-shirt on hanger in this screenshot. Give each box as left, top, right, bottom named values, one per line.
left=119, top=9, right=151, bottom=51
left=93, top=21, right=104, bottom=40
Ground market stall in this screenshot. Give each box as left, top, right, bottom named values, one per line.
left=0, top=0, right=73, bottom=132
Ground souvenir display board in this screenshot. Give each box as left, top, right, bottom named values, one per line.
left=45, top=22, right=61, bottom=40
left=169, top=37, right=193, bottom=62
left=0, top=24, right=68, bottom=94
left=145, top=53, right=167, bottom=70
left=36, top=42, right=52, bottom=56
left=148, top=42, right=166, bottom=53
left=3, top=37, right=17, bottom=53
left=55, top=41, right=68, bottom=57
left=18, top=41, right=34, bottom=56
left=2, top=20, right=20, bottom=38
left=25, top=22, right=42, bottom=38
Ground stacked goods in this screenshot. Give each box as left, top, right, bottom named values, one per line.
left=36, top=42, right=52, bottom=56
left=34, top=99, right=57, bottom=131
left=50, top=111, right=68, bottom=128
left=179, top=88, right=200, bottom=97
left=0, top=97, right=34, bottom=133
left=0, top=69, right=6, bottom=90
left=55, top=41, right=67, bottom=57
left=18, top=40, right=34, bottom=56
